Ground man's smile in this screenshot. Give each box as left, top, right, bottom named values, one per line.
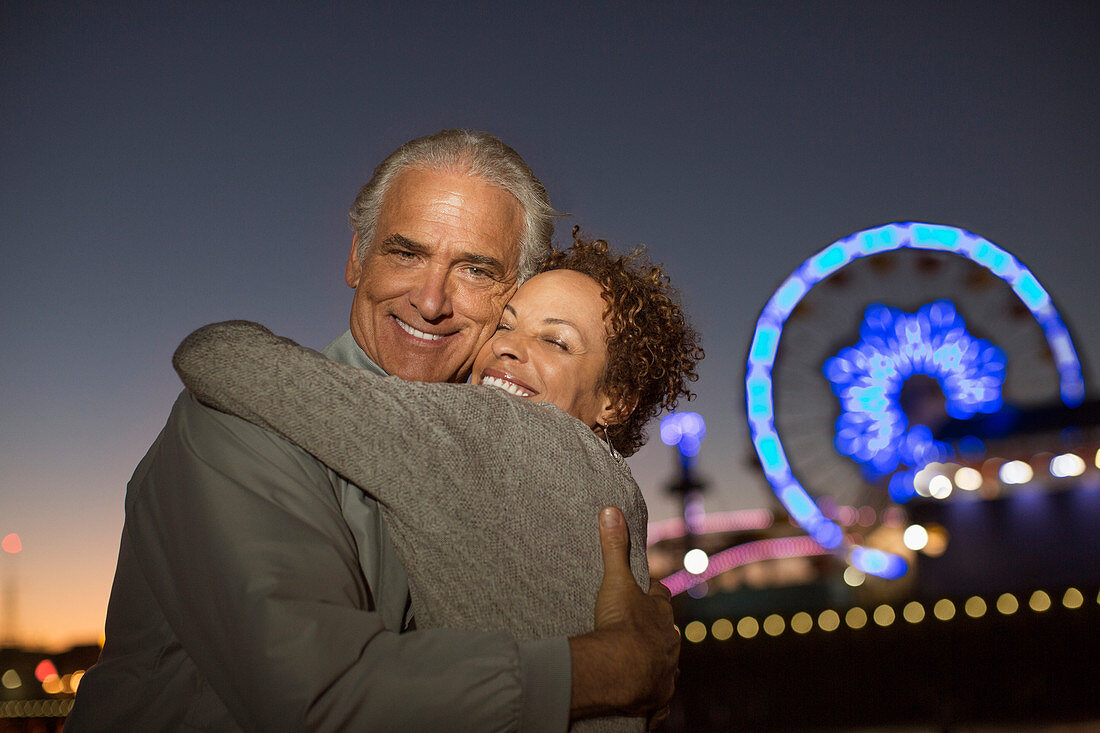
left=392, top=315, right=449, bottom=343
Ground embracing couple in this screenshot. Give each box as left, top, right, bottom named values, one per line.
left=68, top=130, right=702, bottom=732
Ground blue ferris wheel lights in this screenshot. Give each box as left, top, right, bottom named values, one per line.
left=825, top=300, right=1007, bottom=478
left=850, top=546, right=908, bottom=579
left=745, top=222, right=1087, bottom=578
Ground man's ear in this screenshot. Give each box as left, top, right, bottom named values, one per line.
left=345, top=233, right=364, bottom=288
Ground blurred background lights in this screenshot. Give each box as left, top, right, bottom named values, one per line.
left=660, top=411, right=707, bottom=457
left=41, top=674, right=63, bottom=695
left=903, top=601, right=926, bottom=623
left=737, top=617, right=760, bottom=639
left=1049, top=453, right=1086, bottom=478
left=791, top=612, right=813, bottom=634
left=933, top=599, right=956, bottom=621
left=683, top=548, right=709, bottom=575
left=997, top=593, right=1019, bottom=615
left=921, top=524, right=950, bottom=557
left=902, top=524, right=929, bottom=551
left=1, top=533, right=21, bottom=554
left=711, top=618, right=734, bottom=641
left=1, top=669, right=21, bottom=690
left=954, top=466, right=983, bottom=491
left=1029, top=590, right=1051, bottom=612
left=999, top=460, right=1034, bottom=485
left=964, top=596, right=987, bottom=618
left=843, top=566, right=866, bottom=587
left=686, top=582, right=709, bottom=600
left=763, top=614, right=785, bottom=636
left=845, top=607, right=868, bottom=629
left=928, top=474, right=953, bottom=499
left=34, top=660, right=57, bottom=683
left=818, top=610, right=840, bottom=632
left=1062, top=588, right=1084, bottom=609
left=683, top=620, right=707, bottom=643
left=873, top=605, right=896, bottom=626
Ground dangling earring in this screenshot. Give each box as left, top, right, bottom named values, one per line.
left=599, top=422, right=620, bottom=459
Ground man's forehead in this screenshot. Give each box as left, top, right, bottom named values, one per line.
left=374, top=168, right=523, bottom=264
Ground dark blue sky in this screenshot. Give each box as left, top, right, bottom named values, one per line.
left=2, top=1, right=1096, bottom=645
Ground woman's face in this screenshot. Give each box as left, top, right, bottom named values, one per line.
left=471, top=269, right=618, bottom=429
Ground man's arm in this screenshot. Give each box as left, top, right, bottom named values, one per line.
left=569, top=507, right=679, bottom=723
left=127, top=392, right=569, bottom=732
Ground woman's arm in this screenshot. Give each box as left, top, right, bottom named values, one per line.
left=172, top=320, right=478, bottom=491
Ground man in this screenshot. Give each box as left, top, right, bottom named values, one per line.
left=68, top=130, right=677, bottom=731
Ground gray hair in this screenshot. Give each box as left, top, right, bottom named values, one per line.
left=348, top=129, right=557, bottom=282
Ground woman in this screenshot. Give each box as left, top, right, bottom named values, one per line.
left=173, top=236, right=701, bottom=730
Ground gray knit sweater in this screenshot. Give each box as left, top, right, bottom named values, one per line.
left=173, top=321, right=649, bottom=732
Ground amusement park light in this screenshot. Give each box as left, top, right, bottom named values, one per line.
left=746, top=223, right=1086, bottom=581
left=1049, top=453, right=1086, bottom=478
left=824, top=300, right=1006, bottom=477
left=954, top=466, right=983, bottom=491
left=660, top=411, right=706, bottom=458
left=928, top=474, right=953, bottom=499
left=999, top=460, right=1034, bottom=485
left=711, top=618, right=734, bottom=641
left=683, top=548, right=709, bottom=575
left=996, top=593, right=1019, bottom=615
left=1029, top=590, right=1052, bottom=612
left=902, top=524, right=929, bottom=551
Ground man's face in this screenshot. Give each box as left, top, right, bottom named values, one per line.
left=346, top=167, right=524, bottom=383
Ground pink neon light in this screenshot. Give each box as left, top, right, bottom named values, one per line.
left=659, top=536, right=829, bottom=596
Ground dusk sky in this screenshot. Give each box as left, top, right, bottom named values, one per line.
left=2, top=2, right=1097, bottom=649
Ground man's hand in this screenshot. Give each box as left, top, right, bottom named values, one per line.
left=569, top=506, right=679, bottom=723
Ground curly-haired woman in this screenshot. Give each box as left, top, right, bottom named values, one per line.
left=172, top=233, right=702, bottom=732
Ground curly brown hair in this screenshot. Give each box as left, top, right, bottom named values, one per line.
left=541, top=227, right=704, bottom=456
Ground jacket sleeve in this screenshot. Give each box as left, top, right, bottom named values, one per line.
left=126, top=390, right=571, bottom=732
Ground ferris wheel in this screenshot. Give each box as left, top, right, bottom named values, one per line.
left=745, top=223, right=1086, bottom=579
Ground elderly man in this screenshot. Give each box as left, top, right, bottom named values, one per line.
left=68, top=130, right=677, bottom=731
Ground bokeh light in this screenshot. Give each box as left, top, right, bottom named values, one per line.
left=1062, top=588, right=1084, bottom=609
left=791, top=612, right=813, bottom=634
left=711, top=618, right=734, bottom=641
left=737, top=617, right=760, bottom=639
left=903, top=601, right=926, bottom=623
left=964, top=596, right=987, bottom=618
left=996, top=593, right=1019, bottom=615
left=845, top=607, right=868, bottom=629
left=763, top=614, right=785, bottom=636
left=903, top=524, right=929, bottom=551
left=1, top=670, right=21, bottom=690
left=1, top=533, right=21, bottom=554
left=843, top=566, right=866, bottom=587
left=933, top=599, right=956, bottom=621
left=34, top=660, right=57, bottom=683
left=954, top=466, right=982, bottom=491
left=999, top=460, right=1034, bottom=485
left=818, top=609, right=840, bottom=632
left=684, top=621, right=707, bottom=643
left=873, top=605, right=896, bottom=626
left=1049, top=453, right=1086, bottom=478
left=1029, top=590, right=1051, bottom=612
left=683, top=548, right=709, bottom=575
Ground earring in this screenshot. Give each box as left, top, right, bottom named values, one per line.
left=599, top=422, right=620, bottom=459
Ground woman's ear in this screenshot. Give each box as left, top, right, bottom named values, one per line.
left=599, top=391, right=638, bottom=429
